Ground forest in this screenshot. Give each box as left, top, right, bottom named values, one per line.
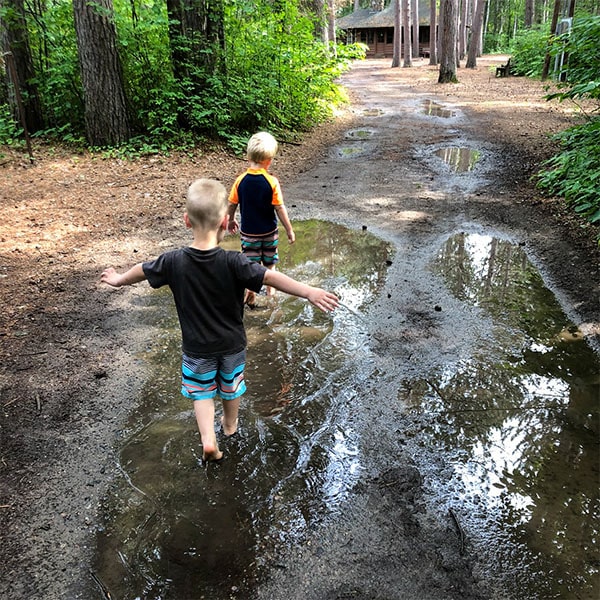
left=0, top=0, right=599, bottom=225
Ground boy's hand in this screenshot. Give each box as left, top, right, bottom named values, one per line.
left=228, top=219, right=239, bottom=234
left=100, top=267, right=124, bottom=287
left=307, top=288, right=339, bottom=313
left=287, top=230, right=296, bottom=244
left=100, top=264, right=145, bottom=287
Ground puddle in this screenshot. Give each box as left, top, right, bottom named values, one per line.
left=404, top=232, right=599, bottom=599
left=92, top=220, right=392, bottom=599
left=362, top=108, right=383, bottom=117
left=434, top=146, right=481, bottom=172
left=422, top=99, right=456, bottom=118
left=333, top=141, right=375, bottom=158
left=345, top=128, right=376, bottom=139
left=91, top=228, right=598, bottom=600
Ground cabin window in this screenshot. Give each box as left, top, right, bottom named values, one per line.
left=386, top=29, right=394, bottom=43
left=367, top=31, right=374, bottom=44
left=377, top=30, right=384, bottom=43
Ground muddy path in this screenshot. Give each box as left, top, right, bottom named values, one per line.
left=0, top=57, right=598, bottom=599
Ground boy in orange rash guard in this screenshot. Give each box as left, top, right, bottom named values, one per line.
left=227, top=132, right=295, bottom=306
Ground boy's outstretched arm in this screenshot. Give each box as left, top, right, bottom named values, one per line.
left=101, top=264, right=146, bottom=288
left=263, top=270, right=338, bottom=313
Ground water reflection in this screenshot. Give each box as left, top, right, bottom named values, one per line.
left=434, top=147, right=481, bottom=172
left=406, top=232, right=599, bottom=599
left=422, top=99, right=456, bottom=118
left=92, top=220, right=391, bottom=599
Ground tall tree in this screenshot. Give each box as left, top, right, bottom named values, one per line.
left=392, top=0, right=401, bottom=66
left=412, top=0, right=419, bottom=57
left=72, top=0, right=131, bottom=146
left=403, top=0, right=412, bottom=66
left=466, top=0, right=485, bottom=67
left=429, top=0, right=438, bottom=64
left=438, top=0, right=459, bottom=82
left=0, top=0, right=43, bottom=132
left=524, top=0, right=535, bottom=26
left=166, top=0, right=224, bottom=83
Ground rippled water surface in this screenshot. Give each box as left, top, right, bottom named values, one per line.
left=92, top=227, right=598, bottom=600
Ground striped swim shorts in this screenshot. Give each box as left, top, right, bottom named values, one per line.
left=181, top=349, right=247, bottom=401
left=241, top=230, right=279, bottom=266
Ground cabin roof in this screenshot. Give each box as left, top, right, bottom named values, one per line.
left=337, top=2, right=431, bottom=29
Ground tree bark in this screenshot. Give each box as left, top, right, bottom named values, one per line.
left=525, top=0, right=535, bottom=27
left=0, top=0, right=43, bottom=132
left=429, top=0, right=438, bottom=64
left=392, top=0, right=401, bottom=67
left=412, top=0, right=420, bottom=58
left=73, top=0, right=131, bottom=146
left=438, top=0, right=459, bottom=82
left=541, top=0, right=562, bottom=80
left=403, top=0, right=412, bottom=66
left=466, top=0, right=485, bottom=68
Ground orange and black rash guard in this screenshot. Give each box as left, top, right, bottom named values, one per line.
left=228, top=168, right=284, bottom=236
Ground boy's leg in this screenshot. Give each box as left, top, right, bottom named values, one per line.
left=217, top=350, right=246, bottom=437
left=221, top=397, right=240, bottom=436
left=193, top=400, right=223, bottom=462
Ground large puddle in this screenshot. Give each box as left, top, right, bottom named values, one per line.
left=92, top=227, right=598, bottom=599
left=92, top=220, right=392, bottom=598
left=410, top=232, right=599, bottom=599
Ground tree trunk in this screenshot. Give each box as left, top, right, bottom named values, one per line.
left=438, top=0, right=459, bottom=82
left=412, top=0, right=419, bottom=58
left=429, top=0, right=438, bottom=64
left=459, top=0, right=469, bottom=60
left=328, top=0, right=337, bottom=56
left=166, top=0, right=224, bottom=83
left=73, top=0, right=131, bottom=146
left=541, top=0, right=561, bottom=80
left=392, top=0, right=401, bottom=67
left=403, top=0, right=412, bottom=66
left=525, top=0, right=535, bottom=27
left=466, top=0, right=485, bottom=67
left=0, top=0, right=43, bottom=132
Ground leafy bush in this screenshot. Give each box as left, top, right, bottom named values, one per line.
left=537, top=119, right=600, bottom=225
left=537, top=16, right=600, bottom=232
left=510, top=25, right=550, bottom=77
left=0, top=104, right=23, bottom=145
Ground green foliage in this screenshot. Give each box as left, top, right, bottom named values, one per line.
left=509, top=25, right=550, bottom=78
left=537, top=119, right=600, bottom=226
left=13, top=0, right=354, bottom=150
left=0, top=103, right=23, bottom=146
left=536, top=16, right=600, bottom=232
left=546, top=16, right=600, bottom=101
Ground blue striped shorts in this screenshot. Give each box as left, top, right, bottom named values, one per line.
left=181, top=349, right=247, bottom=401
left=241, top=231, right=279, bottom=265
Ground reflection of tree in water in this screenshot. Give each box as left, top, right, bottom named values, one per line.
left=417, top=232, right=600, bottom=598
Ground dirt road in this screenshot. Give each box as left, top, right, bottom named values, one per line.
left=0, top=56, right=598, bottom=599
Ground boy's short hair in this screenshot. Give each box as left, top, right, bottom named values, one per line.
left=247, top=132, right=278, bottom=163
left=186, top=179, right=228, bottom=229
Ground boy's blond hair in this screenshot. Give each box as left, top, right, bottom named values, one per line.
left=186, top=179, right=228, bottom=229
left=247, top=131, right=278, bottom=163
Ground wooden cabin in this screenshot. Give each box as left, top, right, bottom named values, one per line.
left=337, top=2, right=431, bottom=59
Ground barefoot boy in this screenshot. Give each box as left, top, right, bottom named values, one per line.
left=101, top=178, right=338, bottom=464
left=227, top=131, right=295, bottom=305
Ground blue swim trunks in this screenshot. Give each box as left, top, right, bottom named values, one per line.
left=181, top=350, right=246, bottom=401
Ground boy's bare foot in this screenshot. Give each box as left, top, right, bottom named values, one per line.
left=202, top=449, right=224, bottom=464
left=220, top=416, right=238, bottom=437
